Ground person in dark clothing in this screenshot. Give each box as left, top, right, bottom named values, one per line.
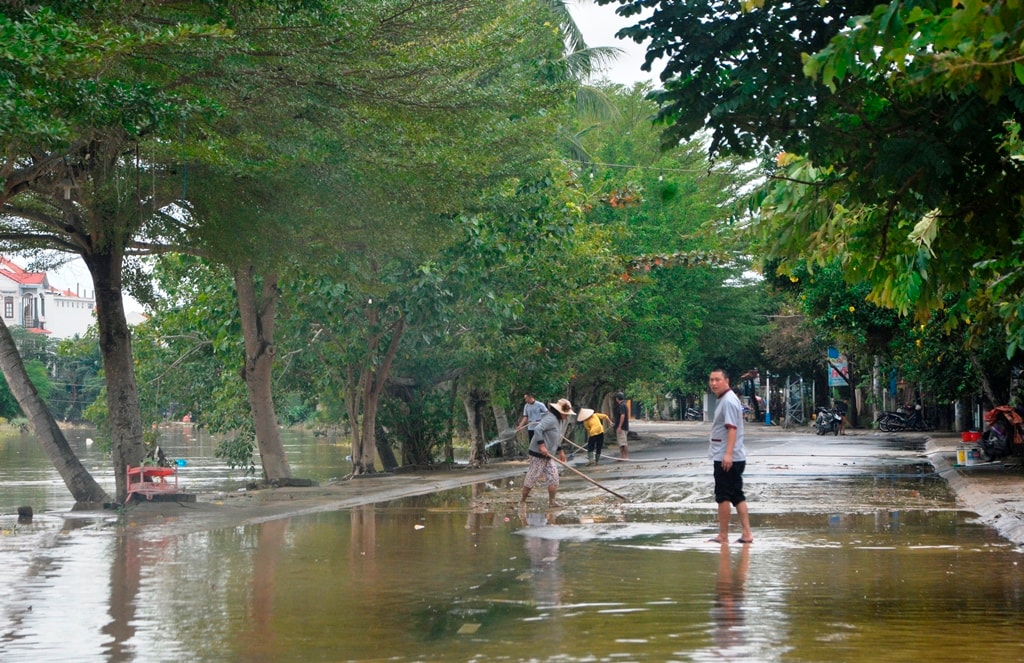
left=614, top=392, right=629, bottom=460
left=833, top=398, right=848, bottom=435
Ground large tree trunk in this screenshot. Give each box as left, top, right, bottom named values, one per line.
left=0, top=318, right=109, bottom=504
left=344, top=366, right=362, bottom=472
left=354, top=372, right=380, bottom=473
left=350, top=313, right=405, bottom=475
left=462, top=387, right=488, bottom=467
left=375, top=421, right=399, bottom=471
left=388, top=384, right=431, bottom=467
left=234, top=265, right=292, bottom=481
left=969, top=349, right=1003, bottom=407
left=492, top=399, right=517, bottom=457
left=444, top=377, right=457, bottom=464
left=85, top=252, right=146, bottom=503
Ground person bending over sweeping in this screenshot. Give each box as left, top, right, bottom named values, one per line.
left=520, top=398, right=574, bottom=507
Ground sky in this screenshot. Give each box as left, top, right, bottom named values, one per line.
left=49, top=259, right=93, bottom=297
left=566, top=0, right=658, bottom=86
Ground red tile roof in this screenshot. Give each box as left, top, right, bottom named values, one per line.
left=0, top=257, right=47, bottom=286
left=49, top=286, right=84, bottom=298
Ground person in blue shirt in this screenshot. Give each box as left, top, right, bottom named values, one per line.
left=517, top=392, right=549, bottom=441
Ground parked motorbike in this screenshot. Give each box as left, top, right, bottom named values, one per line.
left=814, top=406, right=842, bottom=435
left=876, top=403, right=930, bottom=432
left=982, top=405, right=1024, bottom=461
left=684, top=406, right=703, bottom=421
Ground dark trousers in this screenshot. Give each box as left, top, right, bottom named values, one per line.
left=713, top=460, right=747, bottom=505
left=586, top=433, right=605, bottom=460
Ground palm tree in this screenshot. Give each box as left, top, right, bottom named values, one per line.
left=548, top=1, right=625, bottom=163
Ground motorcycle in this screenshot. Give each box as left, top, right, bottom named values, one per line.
left=981, top=405, right=1024, bottom=461
left=876, top=403, right=929, bottom=432
left=814, top=406, right=842, bottom=435
left=684, top=405, right=703, bottom=421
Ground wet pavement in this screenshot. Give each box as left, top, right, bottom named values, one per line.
left=5, top=420, right=1024, bottom=546
left=3, top=421, right=1024, bottom=661
left=631, top=420, right=1024, bottom=546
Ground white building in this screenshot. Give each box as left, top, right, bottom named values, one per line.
left=0, top=257, right=97, bottom=339
left=47, top=285, right=98, bottom=339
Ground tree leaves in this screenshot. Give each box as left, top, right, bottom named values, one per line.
left=611, top=0, right=1024, bottom=356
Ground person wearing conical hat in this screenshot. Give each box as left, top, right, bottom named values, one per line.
left=520, top=398, right=574, bottom=507
left=577, top=407, right=611, bottom=466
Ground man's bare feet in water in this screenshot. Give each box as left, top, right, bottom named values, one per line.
left=707, top=535, right=754, bottom=544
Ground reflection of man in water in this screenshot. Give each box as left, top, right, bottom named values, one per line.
left=712, top=541, right=750, bottom=652
left=521, top=512, right=563, bottom=608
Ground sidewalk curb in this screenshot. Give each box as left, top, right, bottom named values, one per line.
left=926, top=438, right=1024, bottom=547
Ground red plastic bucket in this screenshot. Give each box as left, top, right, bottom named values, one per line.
left=961, top=431, right=981, bottom=443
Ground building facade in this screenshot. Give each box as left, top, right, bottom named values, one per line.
left=0, top=257, right=96, bottom=339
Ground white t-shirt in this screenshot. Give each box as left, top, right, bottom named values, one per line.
left=709, top=389, right=746, bottom=461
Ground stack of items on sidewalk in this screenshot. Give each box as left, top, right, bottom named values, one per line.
left=956, top=431, right=984, bottom=467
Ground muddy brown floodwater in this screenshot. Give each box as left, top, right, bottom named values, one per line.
left=1, top=423, right=1024, bottom=661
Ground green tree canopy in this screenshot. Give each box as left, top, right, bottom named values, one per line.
left=1, top=0, right=576, bottom=490
left=603, top=0, right=1024, bottom=364
left=599, top=0, right=877, bottom=157
left=569, top=83, right=767, bottom=401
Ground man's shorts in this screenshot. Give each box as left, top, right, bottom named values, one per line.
left=713, top=460, right=746, bottom=505
left=616, top=429, right=628, bottom=447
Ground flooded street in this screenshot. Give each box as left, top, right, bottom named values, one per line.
left=2, top=423, right=1024, bottom=661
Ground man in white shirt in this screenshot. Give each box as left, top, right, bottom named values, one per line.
left=708, top=369, right=753, bottom=544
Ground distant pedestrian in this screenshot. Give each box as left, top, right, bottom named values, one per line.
left=740, top=368, right=761, bottom=421
left=520, top=398, right=574, bottom=507
left=708, top=369, right=753, bottom=544
left=614, top=392, right=629, bottom=460
left=833, top=398, right=848, bottom=435
left=577, top=407, right=611, bottom=465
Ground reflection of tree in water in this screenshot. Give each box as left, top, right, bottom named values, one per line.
left=711, top=542, right=750, bottom=653
left=465, top=482, right=497, bottom=533
left=351, top=504, right=376, bottom=562
left=242, top=518, right=289, bottom=662
left=521, top=512, right=562, bottom=608
left=103, top=529, right=145, bottom=660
